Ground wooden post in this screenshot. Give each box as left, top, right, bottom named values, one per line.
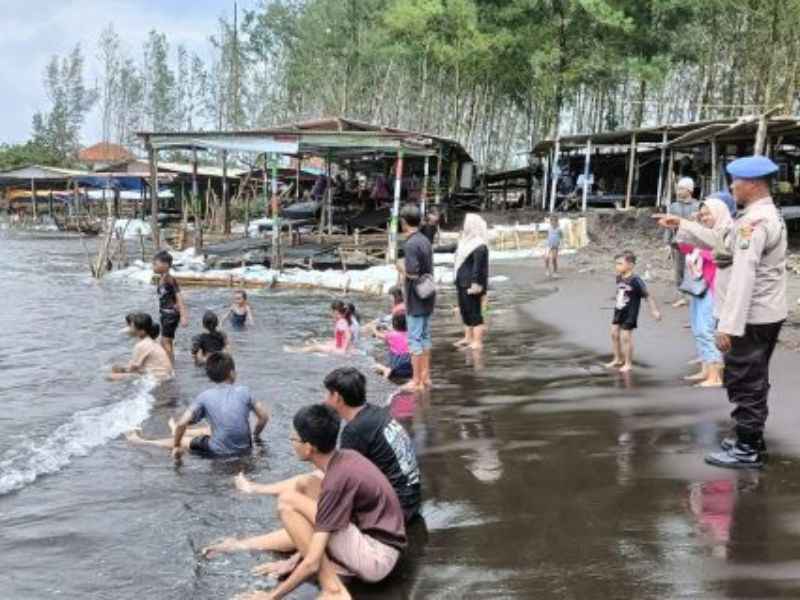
left=581, top=139, right=592, bottom=213
left=754, top=114, right=768, bottom=156
left=624, top=132, right=637, bottom=210
left=295, top=155, right=301, bottom=201
left=435, top=146, right=442, bottom=205
left=148, top=143, right=160, bottom=249
left=31, top=178, right=37, bottom=220
left=388, top=149, right=404, bottom=262
left=710, top=137, right=718, bottom=193
left=48, top=190, right=54, bottom=217
left=270, top=154, right=281, bottom=270
left=74, top=181, right=80, bottom=217
left=222, top=149, right=230, bottom=235
left=191, top=147, right=201, bottom=250
left=665, top=149, right=675, bottom=209
left=326, top=150, right=333, bottom=236
left=656, top=130, right=668, bottom=208
left=421, top=155, right=429, bottom=216
left=549, top=137, right=560, bottom=213
left=541, top=153, right=549, bottom=209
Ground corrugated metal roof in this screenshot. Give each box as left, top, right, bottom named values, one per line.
left=0, top=165, right=90, bottom=181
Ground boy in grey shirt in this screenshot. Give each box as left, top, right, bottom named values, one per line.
left=126, top=352, right=269, bottom=460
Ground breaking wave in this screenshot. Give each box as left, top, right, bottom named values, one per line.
left=0, top=379, right=156, bottom=496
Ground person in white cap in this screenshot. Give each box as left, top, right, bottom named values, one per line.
left=654, top=156, right=786, bottom=469
left=665, top=177, right=699, bottom=307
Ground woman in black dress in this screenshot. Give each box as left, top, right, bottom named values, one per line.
left=453, top=213, right=489, bottom=349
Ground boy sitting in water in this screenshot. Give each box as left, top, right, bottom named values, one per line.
left=605, top=251, right=661, bottom=372
left=191, top=310, right=229, bottom=366
left=127, top=352, right=270, bottom=460
left=152, top=250, right=188, bottom=363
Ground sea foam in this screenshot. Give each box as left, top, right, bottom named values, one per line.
left=0, top=378, right=156, bottom=495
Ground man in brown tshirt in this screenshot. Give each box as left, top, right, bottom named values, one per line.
left=315, top=448, right=406, bottom=551
left=221, top=405, right=406, bottom=600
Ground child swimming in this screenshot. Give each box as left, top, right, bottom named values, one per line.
left=286, top=300, right=353, bottom=354
left=372, top=312, right=413, bottom=380
left=111, top=313, right=174, bottom=382
left=152, top=250, right=188, bottom=363
left=191, top=311, right=229, bottom=366
left=223, top=289, right=254, bottom=328
left=126, top=352, right=270, bottom=460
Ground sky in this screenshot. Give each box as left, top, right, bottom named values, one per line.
left=0, top=0, right=259, bottom=145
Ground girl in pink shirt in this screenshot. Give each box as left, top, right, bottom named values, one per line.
left=372, top=312, right=412, bottom=380
left=289, top=301, right=352, bottom=355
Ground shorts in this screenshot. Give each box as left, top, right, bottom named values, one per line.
left=327, top=523, right=401, bottom=583
left=160, top=311, right=180, bottom=339
left=612, top=309, right=638, bottom=330
left=406, top=314, right=432, bottom=355
left=457, top=287, right=484, bottom=327
left=388, top=352, right=413, bottom=379
left=189, top=435, right=213, bottom=455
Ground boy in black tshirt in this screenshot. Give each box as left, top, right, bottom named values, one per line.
left=328, top=367, right=421, bottom=521
left=153, top=250, right=188, bottom=363
left=605, top=251, right=661, bottom=373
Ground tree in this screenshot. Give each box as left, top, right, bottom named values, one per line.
left=31, top=44, right=97, bottom=162
left=97, top=23, right=121, bottom=143
left=142, top=30, right=176, bottom=131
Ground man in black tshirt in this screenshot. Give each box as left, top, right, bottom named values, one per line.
left=400, top=204, right=436, bottom=390
left=326, top=367, right=421, bottom=521
left=229, top=368, right=422, bottom=522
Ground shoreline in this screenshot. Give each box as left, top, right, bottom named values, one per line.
left=518, top=255, right=800, bottom=459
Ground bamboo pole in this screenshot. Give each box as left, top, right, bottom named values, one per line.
left=549, top=137, right=560, bottom=213
left=581, top=139, right=591, bottom=213
left=656, top=130, right=667, bottom=208
left=222, top=150, right=230, bottom=235
left=147, top=142, right=160, bottom=249
left=624, top=132, right=637, bottom=210
left=388, top=149, right=404, bottom=262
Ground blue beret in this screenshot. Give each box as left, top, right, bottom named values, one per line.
left=726, top=155, right=779, bottom=179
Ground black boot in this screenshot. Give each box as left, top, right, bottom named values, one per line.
left=706, top=440, right=764, bottom=469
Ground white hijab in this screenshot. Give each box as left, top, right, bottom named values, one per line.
left=454, top=213, right=489, bottom=272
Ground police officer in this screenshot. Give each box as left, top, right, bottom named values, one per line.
left=654, top=156, right=787, bottom=469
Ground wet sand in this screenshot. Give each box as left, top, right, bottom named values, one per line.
left=356, top=256, right=800, bottom=599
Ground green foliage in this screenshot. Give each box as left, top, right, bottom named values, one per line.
left=0, top=141, right=68, bottom=171
left=19, top=0, right=800, bottom=169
